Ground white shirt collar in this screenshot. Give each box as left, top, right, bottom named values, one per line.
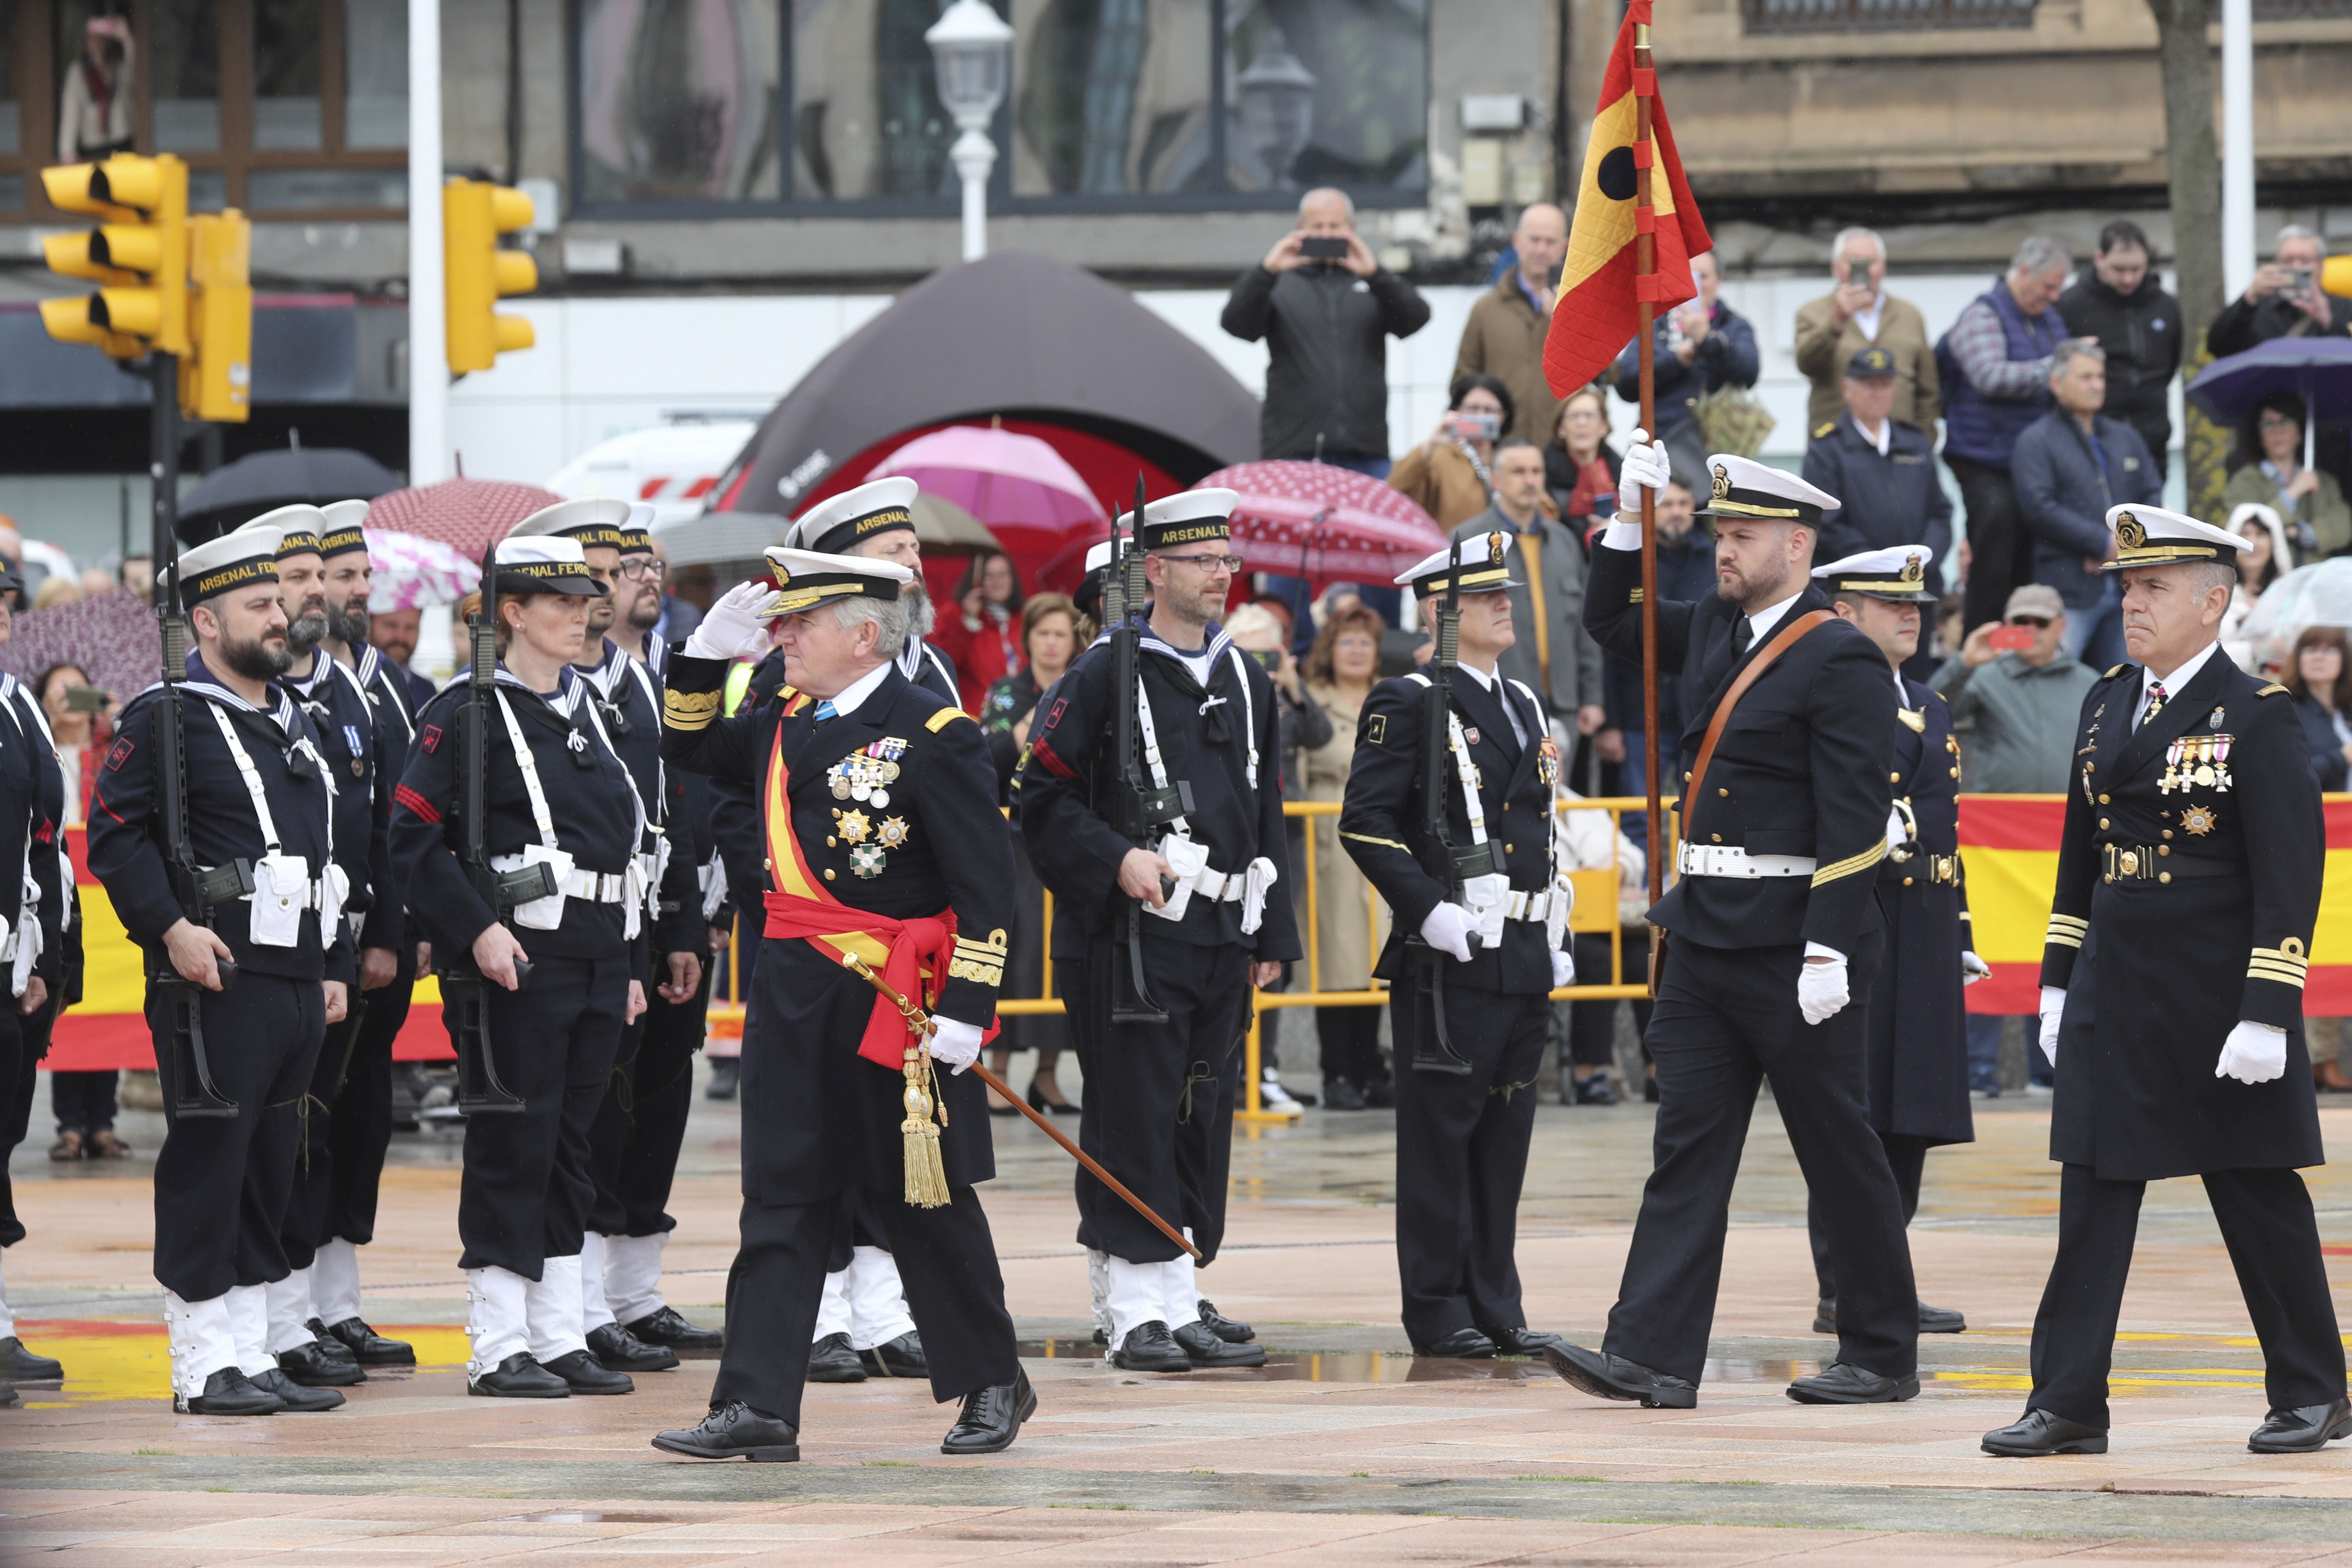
left=1853, top=411, right=1890, bottom=456
left=1455, top=659, right=1497, bottom=689
left=1853, top=294, right=1885, bottom=340
left=821, top=659, right=895, bottom=720
left=2139, top=638, right=2221, bottom=720
left=1746, top=590, right=1805, bottom=646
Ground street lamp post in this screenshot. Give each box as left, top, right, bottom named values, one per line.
left=925, top=0, right=1014, bottom=263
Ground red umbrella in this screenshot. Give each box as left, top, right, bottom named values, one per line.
left=1192, top=461, right=1448, bottom=590
left=362, top=477, right=563, bottom=560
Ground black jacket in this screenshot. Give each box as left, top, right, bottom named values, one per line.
left=1221, top=263, right=1430, bottom=461
left=2290, top=692, right=2349, bottom=790
left=1804, top=416, right=1953, bottom=567
left=2057, top=269, right=2184, bottom=462
left=1870, top=677, right=1973, bottom=1146
left=576, top=640, right=701, bottom=955
left=285, top=653, right=388, bottom=955
left=2205, top=290, right=2352, bottom=360
left=1600, top=527, right=1716, bottom=740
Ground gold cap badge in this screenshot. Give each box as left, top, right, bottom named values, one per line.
left=1711, top=463, right=1731, bottom=501
left=2115, top=512, right=2146, bottom=549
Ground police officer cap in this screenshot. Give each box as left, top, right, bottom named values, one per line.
left=1845, top=345, right=1898, bottom=380
left=1394, top=532, right=1522, bottom=597
left=317, top=499, right=370, bottom=561
left=1118, top=490, right=1240, bottom=554
left=1813, top=544, right=1936, bottom=603
left=755, top=546, right=915, bottom=618
left=492, top=534, right=603, bottom=597
left=787, top=478, right=919, bottom=555
left=618, top=502, right=656, bottom=558
left=171, top=515, right=288, bottom=612
left=1697, top=454, right=1840, bottom=528
left=2103, top=504, right=2253, bottom=573
left=510, top=497, right=631, bottom=552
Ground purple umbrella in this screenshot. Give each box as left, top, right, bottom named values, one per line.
left=2188, top=337, right=2352, bottom=472
left=0, top=588, right=161, bottom=709
left=867, top=426, right=1109, bottom=543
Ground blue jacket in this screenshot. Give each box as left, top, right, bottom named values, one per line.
left=2291, top=694, right=2349, bottom=791
left=1613, top=303, right=1760, bottom=441
left=1939, top=283, right=2069, bottom=469
left=2011, top=408, right=2162, bottom=609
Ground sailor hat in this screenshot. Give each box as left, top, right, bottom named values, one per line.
left=1394, top=532, right=1521, bottom=597
left=1118, top=489, right=1240, bottom=554
left=1813, top=544, right=1937, bottom=603
left=509, top=497, right=632, bottom=552
left=1697, top=453, right=1840, bottom=529
left=316, top=499, right=371, bottom=560
left=787, top=478, right=919, bottom=554
left=618, top=502, right=656, bottom=557
left=492, top=534, right=603, bottom=597
left=2102, top=504, right=2253, bottom=572
left=171, top=515, right=288, bottom=611
left=756, top=547, right=916, bottom=618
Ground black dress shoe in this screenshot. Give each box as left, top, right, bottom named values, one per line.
left=1026, top=1078, right=1080, bottom=1115
left=808, top=1331, right=867, bottom=1382
left=0, top=1381, right=14, bottom=1407
left=1812, top=1298, right=1838, bottom=1335
left=625, top=1306, right=725, bottom=1354
left=1919, top=1302, right=1967, bottom=1334
left=705, top=1059, right=740, bottom=1099
left=1196, top=1300, right=1256, bottom=1344
left=1111, top=1321, right=1193, bottom=1373
left=1363, top=1077, right=1396, bottom=1108
left=543, top=1348, right=634, bottom=1394
left=1982, top=1407, right=2108, bottom=1456
left=652, top=1401, right=799, bottom=1462
left=588, top=1323, right=679, bottom=1373
left=469, top=1352, right=570, bottom=1398
left=313, top=1316, right=416, bottom=1366
left=2249, top=1396, right=2352, bottom=1454
left=0, top=1336, right=63, bottom=1381
left=274, top=1340, right=365, bottom=1387
left=175, top=1367, right=284, bottom=1416
left=1412, top=1326, right=1497, bottom=1359
left=1174, top=1320, right=1268, bottom=1367
left=941, top=1369, right=1037, bottom=1455
left=252, top=1368, right=346, bottom=1412
left=1572, top=1074, right=1619, bottom=1106
left=1482, top=1326, right=1564, bottom=1357
left=859, top=1331, right=928, bottom=1379
left=1543, top=1342, right=1697, bottom=1409
left=1322, top=1077, right=1366, bottom=1110
left=1788, top=1362, right=1919, bottom=1404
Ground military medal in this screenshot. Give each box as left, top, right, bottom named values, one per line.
left=2211, top=707, right=2226, bottom=728
left=1537, top=735, right=1562, bottom=787
left=851, top=843, right=886, bottom=878
left=2182, top=803, right=2217, bottom=836
left=877, top=815, right=911, bottom=849
left=834, top=808, right=871, bottom=843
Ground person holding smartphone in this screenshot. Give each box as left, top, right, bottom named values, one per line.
left=1794, top=228, right=1940, bottom=442
left=1388, top=374, right=1515, bottom=533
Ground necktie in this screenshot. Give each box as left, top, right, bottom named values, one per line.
left=812, top=700, right=838, bottom=721
left=2140, top=681, right=2166, bottom=730
left=1730, top=617, right=1753, bottom=659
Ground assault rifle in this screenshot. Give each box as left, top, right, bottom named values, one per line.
left=1102, top=475, right=1186, bottom=1023
left=1403, top=537, right=1491, bottom=1075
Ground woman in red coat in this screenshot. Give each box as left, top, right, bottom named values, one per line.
left=931, top=550, right=1026, bottom=713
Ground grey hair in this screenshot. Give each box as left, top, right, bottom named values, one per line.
left=826, top=594, right=911, bottom=658
left=2009, top=234, right=2072, bottom=278
left=2275, top=223, right=2324, bottom=254
left=1299, top=186, right=1353, bottom=221
left=2184, top=558, right=2242, bottom=599
left=2050, top=339, right=2106, bottom=374
left=1831, top=227, right=1886, bottom=263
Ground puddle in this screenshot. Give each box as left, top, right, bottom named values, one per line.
left=11, top=1320, right=470, bottom=1406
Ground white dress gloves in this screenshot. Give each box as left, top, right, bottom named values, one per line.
left=1419, top=902, right=1476, bottom=964
left=684, top=581, right=772, bottom=662
left=2215, top=1020, right=2288, bottom=1085
left=1550, top=949, right=1576, bottom=990
left=1797, top=947, right=1850, bottom=1026
left=1616, top=427, right=1673, bottom=516
left=2037, top=985, right=2066, bottom=1067
left=1960, top=950, right=1991, bottom=985
left=926, top=1018, right=984, bottom=1073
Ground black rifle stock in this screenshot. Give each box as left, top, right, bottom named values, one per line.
left=1103, top=475, right=1187, bottom=1024
left=1403, top=538, right=1491, bottom=1075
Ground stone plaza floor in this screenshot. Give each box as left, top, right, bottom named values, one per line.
left=3, top=1053, right=2349, bottom=1565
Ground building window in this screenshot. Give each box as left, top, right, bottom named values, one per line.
left=1741, top=0, right=2037, bottom=33
left=569, top=0, right=1428, bottom=216
left=0, top=0, right=405, bottom=219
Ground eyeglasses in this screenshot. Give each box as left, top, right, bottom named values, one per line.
left=2006, top=616, right=2052, bottom=629
left=1160, top=553, right=1245, bottom=574
left=619, top=558, right=667, bottom=582
left=2258, top=413, right=2300, bottom=431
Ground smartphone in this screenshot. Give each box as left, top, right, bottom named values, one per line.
left=1845, top=254, right=1875, bottom=289
left=1300, top=235, right=1350, bottom=261
left=2283, top=267, right=2315, bottom=296
left=64, top=686, right=110, bottom=713
left=1246, top=647, right=1280, bottom=671
left=1452, top=410, right=1503, bottom=442
left=1988, top=625, right=2036, bottom=652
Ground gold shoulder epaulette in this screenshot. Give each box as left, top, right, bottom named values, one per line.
left=1628, top=588, right=1644, bottom=604
left=2257, top=682, right=2288, bottom=698
left=927, top=705, right=971, bottom=733
left=2104, top=664, right=2128, bottom=679
left=1813, top=421, right=1836, bottom=439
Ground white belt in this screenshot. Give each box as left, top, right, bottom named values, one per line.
left=557, top=868, right=634, bottom=904
left=1188, top=865, right=1251, bottom=903
left=1675, top=844, right=1818, bottom=880
left=1501, top=887, right=1568, bottom=922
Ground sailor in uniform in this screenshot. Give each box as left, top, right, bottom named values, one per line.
left=1802, top=546, right=1980, bottom=1338
left=390, top=534, right=645, bottom=1399
left=1338, top=535, right=1577, bottom=1357
left=1551, top=447, right=1921, bottom=1409
left=1017, top=490, right=1298, bottom=1374
left=1802, top=346, right=1952, bottom=682
left=1982, top=505, right=2348, bottom=1458
left=87, top=515, right=352, bottom=1415
left=654, top=547, right=1032, bottom=1461
left=784, top=478, right=960, bottom=704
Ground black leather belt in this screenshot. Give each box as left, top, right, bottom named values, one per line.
left=1883, top=851, right=1959, bottom=887
left=2101, top=843, right=2234, bottom=884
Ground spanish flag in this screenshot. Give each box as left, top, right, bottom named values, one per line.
left=1543, top=0, right=1712, bottom=399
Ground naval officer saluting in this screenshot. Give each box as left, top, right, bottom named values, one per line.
left=1550, top=446, right=1920, bottom=1409
left=1983, top=505, right=2347, bottom=1458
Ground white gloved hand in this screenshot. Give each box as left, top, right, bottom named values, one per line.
left=2037, top=985, right=2066, bottom=1068
left=926, top=1017, right=985, bottom=1074
left=1960, top=949, right=1991, bottom=985
left=1550, top=948, right=1575, bottom=990
left=1616, top=427, right=1672, bottom=515
left=1797, top=952, right=1850, bottom=1026
left=1885, top=806, right=1910, bottom=855
left=1419, top=902, right=1476, bottom=964
left=2214, top=1020, right=2288, bottom=1085
left=683, top=581, right=773, bottom=662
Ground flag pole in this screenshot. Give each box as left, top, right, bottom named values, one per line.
left=1633, top=12, right=1665, bottom=993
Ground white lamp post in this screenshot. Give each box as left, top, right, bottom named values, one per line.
left=925, top=0, right=1014, bottom=263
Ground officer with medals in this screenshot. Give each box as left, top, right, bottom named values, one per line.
left=1803, top=545, right=1981, bottom=1338
left=88, top=514, right=353, bottom=1415
left=1017, top=490, right=1298, bottom=1374
left=1553, top=446, right=1921, bottom=1410
left=654, top=545, right=1032, bottom=1461
left=505, top=499, right=705, bottom=1378
left=784, top=478, right=961, bottom=703
left=1984, top=505, right=2349, bottom=1459
left=301, top=499, right=423, bottom=1369
left=391, top=534, right=645, bottom=1400
left=1338, top=534, right=1576, bottom=1358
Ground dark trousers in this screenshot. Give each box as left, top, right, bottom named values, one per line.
left=2029, top=1162, right=2347, bottom=1428
left=280, top=996, right=363, bottom=1268
left=455, top=952, right=630, bottom=1278
left=605, top=955, right=712, bottom=1238
left=1951, top=455, right=2032, bottom=635
left=1809, top=1129, right=1930, bottom=1301
left=1315, top=1005, right=1383, bottom=1086
left=0, top=1004, right=32, bottom=1248
left=584, top=941, right=656, bottom=1237
left=150, top=973, right=326, bottom=1302
left=1602, top=935, right=1917, bottom=1385
left=710, top=1186, right=1019, bottom=1427
left=50, top=1070, right=119, bottom=1136
left=1392, top=978, right=1549, bottom=1345
left=327, top=972, right=411, bottom=1245
left=1567, top=929, right=1651, bottom=1069
left=1063, top=934, right=1249, bottom=1265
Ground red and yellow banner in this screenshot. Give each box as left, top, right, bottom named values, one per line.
left=1960, top=795, right=2352, bottom=1014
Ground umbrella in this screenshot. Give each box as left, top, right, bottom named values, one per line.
left=869, top=424, right=1102, bottom=583
left=2187, top=337, right=2352, bottom=472
left=0, top=587, right=162, bottom=708
left=1189, top=461, right=1449, bottom=588
left=649, top=511, right=789, bottom=571
left=364, top=477, right=562, bottom=560
left=367, top=529, right=481, bottom=612
left=910, top=493, right=1004, bottom=554
left=2237, top=557, right=2352, bottom=674
left=175, top=445, right=403, bottom=543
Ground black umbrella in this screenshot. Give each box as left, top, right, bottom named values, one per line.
left=175, top=444, right=404, bottom=543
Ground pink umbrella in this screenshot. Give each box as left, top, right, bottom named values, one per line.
left=366, top=528, right=483, bottom=612
left=363, top=477, right=562, bottom=560
left=0, top=588, right=161, bottom=709
left=867, top=426, right=1108, bottom=572
left=1192, top=461, right=1448, bottom=588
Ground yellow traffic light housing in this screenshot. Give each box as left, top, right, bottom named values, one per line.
left=444, top=179, right=539, bottom=374
left=182, top=213, right=254, bottom=423
left=39, top=154, right=189, bottom=359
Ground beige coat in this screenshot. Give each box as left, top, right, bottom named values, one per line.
left=1300, top=681, right=1387, bottom=992
left=1453, top=274, right=1559, bottom=446
left=1793, top=290, right=1942, bottom=436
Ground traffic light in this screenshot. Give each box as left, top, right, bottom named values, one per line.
left=444, top=178, right=538, bottom=373
left=2326, top=255, right=2352, bottom=300
left=39, top=153, right=189, bottom=359
left=181, top=213, right=253, bottom=423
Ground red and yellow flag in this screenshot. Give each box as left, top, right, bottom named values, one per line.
left=1543, top=0, right=1712, bottom=399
